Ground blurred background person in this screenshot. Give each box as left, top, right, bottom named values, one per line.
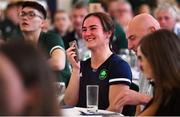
left=108, top=0, right=120, bottom=20
left=64, top=1, right=90, bottom=61
left=107, top=0, right=129, bottom=54
left=128, top=0, right=157, bottom=15
left=138, top=29, right=180, bottom=116
left=154, top=3, right=180, bottom=37
left=50, top=10, right=72, bottom=39
left=41, top=17, right=51, bottom=32
left=137, top=3, right=151, bottom=14
left=16, top=1, right=25, bottom=14
left=88, top=0, right=106, bottom=13
left=107, top=0, right=133, bottom=31
left=0, top=2, right=23, bottom=42
left=116, top=0, right=133, bottom=31
left=0, top=41, right=60, bottom=115
left=41, top=9, right=53, bottom=33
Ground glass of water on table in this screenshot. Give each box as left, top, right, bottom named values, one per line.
left=86, top=85, right=99, bottom=113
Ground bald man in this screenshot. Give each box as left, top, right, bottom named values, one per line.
left=126, top=13, right=160, bottom=53
left=112, top=14, right=160, bottom=115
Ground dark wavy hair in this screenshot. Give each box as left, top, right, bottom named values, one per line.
left=139, top=29, right=180, bottom=103
left=82, top=12, right=115, bottom=52
left=0, top=41, right=59, bottom=115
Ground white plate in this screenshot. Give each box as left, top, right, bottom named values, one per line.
left=62, top=107, right=124, bottom=116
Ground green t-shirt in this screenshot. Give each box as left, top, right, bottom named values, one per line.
left=38, top=32, right=71, bottom=87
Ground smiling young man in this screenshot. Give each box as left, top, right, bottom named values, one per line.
left=19, top=1, right=70, bottom=86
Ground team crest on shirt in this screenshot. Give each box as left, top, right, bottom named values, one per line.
left=99, top=69, right=108, bottom=80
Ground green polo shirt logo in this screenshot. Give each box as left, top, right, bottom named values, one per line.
left=99, top=69, right=108, bottom=80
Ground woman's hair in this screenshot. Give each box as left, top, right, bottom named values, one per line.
left=82, top=12, right=115, bottom=52
left=0, top=41, right=59, bottom=115
left=139, top=29, right=180, bottom=103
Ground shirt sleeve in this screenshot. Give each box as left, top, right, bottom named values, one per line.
left=109, top=58, right=132, bottom=86
left=45, top=32, right=65, bottom=55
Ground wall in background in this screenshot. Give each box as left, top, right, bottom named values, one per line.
left=57, top=0, right=72, bottom=13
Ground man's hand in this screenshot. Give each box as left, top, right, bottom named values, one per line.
left=111, top=89, right=151, bottom=111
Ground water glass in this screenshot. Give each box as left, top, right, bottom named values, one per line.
left=86, top=85, right=99, bottom=113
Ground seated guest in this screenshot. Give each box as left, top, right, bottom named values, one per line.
left=63, top=1, right=91, bottom=61
left=106, top=0, right=130, bottom=53
left=0, top=41, right=60, bottom=115
left=137, top=29, right=180, bottom=116
left=0, top=2, right=23, bottom=41
left=51, top=10, right=72, bottom=38
left=137, top=3, right=151, bottom=14
left=18, top=1, right=71, bottom=86
left=112, top=14, right=160, bottom=115
left=154, top=3, right=180, bottom=37
left=64, top=12, right=132, bottom=113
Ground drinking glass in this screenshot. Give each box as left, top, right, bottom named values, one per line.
left=86, top=85, right=99, bottom=113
